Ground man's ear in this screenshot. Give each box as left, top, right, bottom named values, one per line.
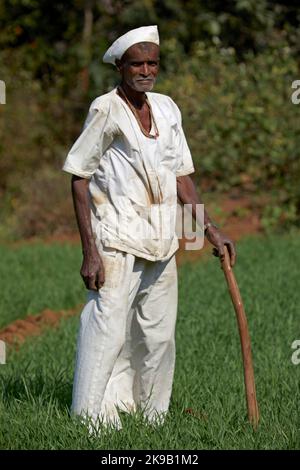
left=115, top=59, right=122, bottom=73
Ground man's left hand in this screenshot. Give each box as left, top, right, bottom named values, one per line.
left=205, top=225, right=236, bottom=267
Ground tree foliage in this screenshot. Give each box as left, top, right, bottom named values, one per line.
left=0, top=1, right=300, bottom=237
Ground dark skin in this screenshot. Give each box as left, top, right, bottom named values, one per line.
left=71, top=42, right=236, bottom=291
left=176, top=175, right=236, bottom=265
left=71, top=175, right=105, bottom=290
left=115, top=42, right=160, bottom=132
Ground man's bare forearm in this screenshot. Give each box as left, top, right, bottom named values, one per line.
left=71, top=175, right=98, bottom=254
left=176, top=175, right=212, bottom=227
left=176, top=174, right=237, bottom=266
left=71, top=175, right=105, bottom=290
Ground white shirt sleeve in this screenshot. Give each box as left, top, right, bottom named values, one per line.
left=62, top=99, right=115, bottom=179
left=175, top=125, right=195, bottom=177
left=169, top=98, right=195, bottom=177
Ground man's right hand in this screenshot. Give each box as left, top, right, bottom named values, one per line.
left=80, top=248, right=105, bottom=291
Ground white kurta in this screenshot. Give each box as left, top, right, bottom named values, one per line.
left=63, top=89, right=195, bottom=431
left=63, top=88, right=195, bottom=261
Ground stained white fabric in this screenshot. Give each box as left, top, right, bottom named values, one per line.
left=71, top=245, right=178, bottom=430
left=103, top=25, right=159, bottom=65
left=62, top=88, right=195, bottom=262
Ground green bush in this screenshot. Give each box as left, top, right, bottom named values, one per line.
left=1, top=40, right=299, bottom=238
left=157, top=40, right=300, bottom=229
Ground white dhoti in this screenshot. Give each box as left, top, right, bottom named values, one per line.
left=71, top=246, right=178, bottom=430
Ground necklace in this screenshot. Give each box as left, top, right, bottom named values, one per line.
left=117, top=86, right=159, bottom=139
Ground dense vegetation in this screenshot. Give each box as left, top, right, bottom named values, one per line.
left=0, top=1, right=299, bottom=238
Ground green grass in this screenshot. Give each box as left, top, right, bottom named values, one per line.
left=0, top=233, right=300, bottom=449
left=0, top=243, right=85, bottom=328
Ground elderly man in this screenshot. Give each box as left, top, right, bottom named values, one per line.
left=63, top=25, right=236, bottom=431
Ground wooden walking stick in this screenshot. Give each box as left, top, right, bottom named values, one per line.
left=220, top=245, right=259, bottom=429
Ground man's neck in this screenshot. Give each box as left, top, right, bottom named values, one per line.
left=119, top=82, right=146, bottom=109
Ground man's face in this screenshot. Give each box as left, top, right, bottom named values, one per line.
left=117, top=42, right=160, bottom=92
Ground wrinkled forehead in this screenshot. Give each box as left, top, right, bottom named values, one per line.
left=121, top=42, right=160, bottom=63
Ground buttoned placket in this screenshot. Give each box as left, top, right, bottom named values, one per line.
left=116, top=90, right=164, bottom=259
left=140, top=108, right=164, bottom=259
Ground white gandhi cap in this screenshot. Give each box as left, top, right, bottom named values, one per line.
left=103, top=25, right=159, bottom=65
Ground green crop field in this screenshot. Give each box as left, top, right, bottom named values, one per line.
left=0, top=243, right=85, bottom=328
left=0, top=234, right=300, bottom=449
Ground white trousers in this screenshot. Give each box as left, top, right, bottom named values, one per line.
left=71, top=246, right=178, bottom=429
